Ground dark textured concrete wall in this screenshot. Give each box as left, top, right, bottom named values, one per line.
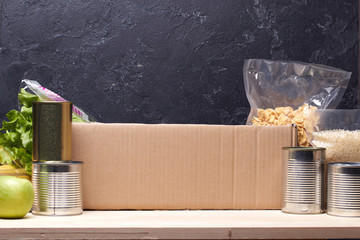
left=0, top=0, right=358, bottom=124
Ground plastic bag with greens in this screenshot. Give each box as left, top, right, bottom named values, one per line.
left=21, top=79, right=96, bottom=122
left=0, top=80, right=96, bottom=175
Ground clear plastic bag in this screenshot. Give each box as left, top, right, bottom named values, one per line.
left=244, top=59, right=351, bottom=146
left=305, top=109, right=360, bottom=163
left=21, top=79, right=96, bottom=122
left=244, top=59, right=351, bottom=122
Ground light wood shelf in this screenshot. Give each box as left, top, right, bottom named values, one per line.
left=1, top=210, right=360, bottom=239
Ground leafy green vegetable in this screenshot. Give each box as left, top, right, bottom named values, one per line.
left=72, top=114, right=87, bottom=122
left=0, top=146, right=12, bottom=165
left=18, top=88, right=39, bottom=108
left=0, top=89, right=39, bottom=175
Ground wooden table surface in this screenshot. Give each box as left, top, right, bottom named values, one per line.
left=1, top=210, right=360, bottom=239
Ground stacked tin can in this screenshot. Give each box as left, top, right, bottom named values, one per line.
left=327, top=162, right=360, bottom=217
left=32, top=102, right=83, bottom=216
left=282, top=147, right=325, bottom=214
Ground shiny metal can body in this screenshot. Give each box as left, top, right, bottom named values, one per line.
left=32, top=161, right=83, bottom=216
left=32, top=101, right=83, bottom=216
left=32, top=101, right=72, bottom=162
left=327, top=162, right=360, bottom=217
left=282, top=147, right=325, bottom=214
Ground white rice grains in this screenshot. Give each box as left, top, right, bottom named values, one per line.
left=311, top=129, right=360, bottom=163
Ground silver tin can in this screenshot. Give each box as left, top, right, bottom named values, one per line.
left=32, top=102, right=72, bottom=162
left=327, top=162, right=360, bottom=217
left=282, top=147, right=325, bottom=214
left=32, top=161, right=83, bottom=216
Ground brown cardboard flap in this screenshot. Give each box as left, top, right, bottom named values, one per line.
left=233, top=126, right=295, bottom=209
left=72, top=123, right=295, bottom=210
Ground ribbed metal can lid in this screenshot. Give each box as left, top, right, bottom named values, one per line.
left=282, top=147, right=326, bottom=160
left=328, top=162, right=360, bottom=174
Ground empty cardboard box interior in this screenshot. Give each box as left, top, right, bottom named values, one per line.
left=72, top=123, right=296, bottom=210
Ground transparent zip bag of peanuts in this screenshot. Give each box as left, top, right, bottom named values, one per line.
left=20, top=79, right=96, bottom=122
left=305, top=109, right=360, bottom=163
left=243, top=59, right=351, bottom=146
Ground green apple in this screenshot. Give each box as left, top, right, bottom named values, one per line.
left=0, top=176, right=34, bottom=219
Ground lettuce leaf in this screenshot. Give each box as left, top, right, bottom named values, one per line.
left=0, top=89, right=39, bottom=175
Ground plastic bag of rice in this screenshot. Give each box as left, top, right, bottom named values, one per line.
left=305, top=109, right=360, bottom=164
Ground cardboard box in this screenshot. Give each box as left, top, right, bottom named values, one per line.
left=72, top=123, right=296, bottom=210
